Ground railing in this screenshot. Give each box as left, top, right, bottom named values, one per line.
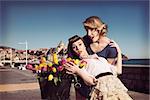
left=119, top=65, right=149, bottom=94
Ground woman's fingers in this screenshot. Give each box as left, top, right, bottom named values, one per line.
left=110, top=40, right=119, bottom=48
left=64, top=62, right=77, bottom=68
left=64, top=62, right=77, bottom=74
left=65, top=67, right=74, bottom=74
left=68, top=61, right=76, bottom=66
left=66, top=70, right=73, bottom=74
left=109, top=40, right=116, bottom=47
left=109, top=40, right=121, bottom=53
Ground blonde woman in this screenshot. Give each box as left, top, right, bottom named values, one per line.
left=83, top=16, right=119, bottom=65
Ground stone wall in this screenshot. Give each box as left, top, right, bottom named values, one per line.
left=118, top=65, right=149, bottom=94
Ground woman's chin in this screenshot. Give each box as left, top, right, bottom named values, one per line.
left=92, top=39, right=97, bottom=43
left=80, top=55, right=88, bottom=59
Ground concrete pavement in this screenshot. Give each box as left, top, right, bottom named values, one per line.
left=0, top=65, right=41, bottom=100
left=0, top=65, right=149, bottom=100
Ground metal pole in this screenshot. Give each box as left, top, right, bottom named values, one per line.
left=25, top=40, right=28, bottom=66
left=10, top=49, right=12, bottom=67
left=0, top=49, right=1, bottom=63
left=10, top=49, right=12, bottom=64
left=18, top=41, right=28, bottom=70
left=4, top=51, right=5, bottom=65
left=0, top=49, right=2, bottom=66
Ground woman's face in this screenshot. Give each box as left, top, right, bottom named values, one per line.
left=86, top=28, right=99, bottom=43
left=72, top=39, right=87, bottom=58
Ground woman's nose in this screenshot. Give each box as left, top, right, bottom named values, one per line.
left=76, top=46, right=79, bottom=51
left=87, top=30, right=92, bottom=36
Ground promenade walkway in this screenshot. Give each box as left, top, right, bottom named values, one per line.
left=0, top=65, right=149, bottom=100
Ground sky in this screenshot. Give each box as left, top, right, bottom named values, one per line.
left=0, top=0, right=149, bottom=59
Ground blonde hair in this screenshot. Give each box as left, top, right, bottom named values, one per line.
left=83, top=16, right=108, bottom=36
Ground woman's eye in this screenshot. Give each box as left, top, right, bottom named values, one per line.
left=72, top=46, right=75, bottom=49
left=79, top=43, right=82, bottom=46
left=89, top=27, right=94, bottom=30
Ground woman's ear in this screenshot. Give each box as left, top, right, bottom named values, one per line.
left=101, top=24, right=108, bottom=36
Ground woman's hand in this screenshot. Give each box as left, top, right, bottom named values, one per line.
left=64, top=61, right=80, bottom=74
left=109, top=40, right=121, bottom=53
left=64, top=61, right=97, bottom=85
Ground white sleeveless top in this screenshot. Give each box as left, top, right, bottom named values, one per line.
left=81, top=54, right=114, bottom=77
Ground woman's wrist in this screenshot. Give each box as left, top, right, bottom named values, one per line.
left=76, top=68, right=82, bottom=75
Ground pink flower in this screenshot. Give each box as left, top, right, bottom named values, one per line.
left=57, top=66, right=63, bottom=71
left=61, top=59, right=67, bottom=65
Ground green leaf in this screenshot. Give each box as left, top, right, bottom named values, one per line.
left=54, top=77, right=58, bottom=85
left=58, top=77, right=61, bottom=82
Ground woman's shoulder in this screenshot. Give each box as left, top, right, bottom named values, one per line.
left=97, top=37, right=111, bottom=49
left=102, top=37, right=117, bottom=50
left=97, top=38, right=118, bottom=58
left=102, top=37, right=111, bottom=43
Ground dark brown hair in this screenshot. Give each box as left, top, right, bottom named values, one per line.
left=67, top=35, right=83, bottom=59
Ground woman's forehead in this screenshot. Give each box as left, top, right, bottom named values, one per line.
left=72, top=39, right=83, bottom=45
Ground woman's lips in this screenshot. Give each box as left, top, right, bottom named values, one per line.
left=77, top=51, right=82, bottom=55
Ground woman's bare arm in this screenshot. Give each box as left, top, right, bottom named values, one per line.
left=110, top=40, right=122, bottom=74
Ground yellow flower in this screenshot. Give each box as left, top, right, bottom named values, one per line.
left=79, top=63, right=84, bottom=68
left=48, top=62, right=53, bottom=67
left=39, top=63, right=43, bottom=69
left=48, top=74, right=53, bottom=81
left=35, top=65, right=39, bottom=71
left=53, top=53, right=59, bottom=64
left=66, top=57, right=72, bottom=62
left=74, top=59, right=80, bottom=65
left=79, top=60, right=87, bottom=68
left=52, top=67, right=57, bottom=73
left=43, top=63, right=47, bottom=67
left=41, top=57, right=46, bottom=63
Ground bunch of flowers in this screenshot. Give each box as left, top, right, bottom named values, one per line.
left=34, top=53, right=87, bottom=85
